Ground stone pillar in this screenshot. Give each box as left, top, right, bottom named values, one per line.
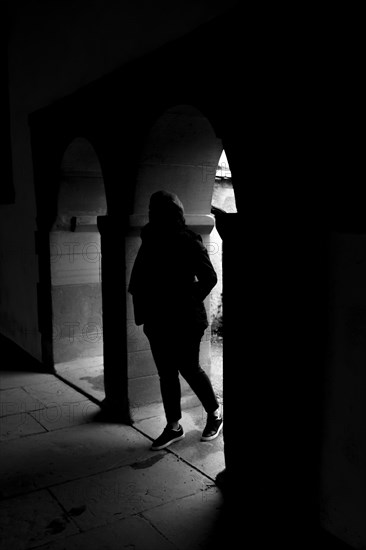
left=97, top=215, right=130, bottom=421
left=320, top=232, right=366, bottom=546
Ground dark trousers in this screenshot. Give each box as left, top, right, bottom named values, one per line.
left=145, top=326, right=219, bottom=423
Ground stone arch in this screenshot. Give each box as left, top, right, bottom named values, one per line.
left=126, top=104, right=226, bottom=416
left=131, top=104, right=222, bottom=221
left=50, top=137, right=107, bottom=400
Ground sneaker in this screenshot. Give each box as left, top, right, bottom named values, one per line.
left=151, top=424, right=185, bottom=450
left=201, top=416, right=223, bottom=441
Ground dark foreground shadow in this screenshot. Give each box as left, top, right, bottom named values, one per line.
left=0, top=333, right=48, bottom=373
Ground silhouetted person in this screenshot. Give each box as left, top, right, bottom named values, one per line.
left=128, top=190, right=222, bottom=450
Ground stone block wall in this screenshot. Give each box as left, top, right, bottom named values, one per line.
left=50, top=229, right=103, bottom=363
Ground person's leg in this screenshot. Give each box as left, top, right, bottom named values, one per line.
left=177, top=328, right=223, bottom=441
left=177, top=329, right=220, bottom=416
left=145, top=330, right=185, bottom=450
left=147, top=332, right=182, bottom=426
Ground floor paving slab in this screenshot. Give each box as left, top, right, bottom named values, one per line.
left=0, top=422, right=155, bottom=499
left=21, top=377, right=91, bottom=408
left=0, top=387, right=45, bottom=417
left=28, top=400, right=101, bottom=431
left=0, top=371, right=54, bottom=390
left=30, top=515, right=177, bottom=550
left=0, top=489, right=79, bottom=550
left=142, top=486, right=225, bottom=550
left=55, top=359, right=105, bottom=402
left=49, top=452, right=212, bottom=531
left=0, top=412, right=47, bottom=441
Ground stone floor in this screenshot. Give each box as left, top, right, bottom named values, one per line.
left=55, top=340, right=223, bottom=405
left=0, top=344, right=226, bottom=550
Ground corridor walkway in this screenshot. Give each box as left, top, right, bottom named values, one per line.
left=0, top=368, right=226, bottom=550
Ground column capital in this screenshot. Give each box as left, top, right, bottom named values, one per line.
left=128, top=213, right=215, bottom=235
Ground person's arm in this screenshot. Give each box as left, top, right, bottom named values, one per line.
left=191, top=236, right=218, bottom=302
left=128, top=245, right=146, bottom=326
left=211, top=205, right=227, bottom=239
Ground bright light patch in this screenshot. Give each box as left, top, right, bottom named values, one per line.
left=216, top=150, right=231, bottom=178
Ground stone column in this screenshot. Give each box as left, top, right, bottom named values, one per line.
left=97, top=215, right=130, bottom=421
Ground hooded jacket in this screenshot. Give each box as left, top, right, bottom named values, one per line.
left=128, top=222, right=218, bottom=333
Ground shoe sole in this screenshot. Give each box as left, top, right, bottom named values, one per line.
left=200, top=421, right=223, bottom=442
left=151, top=433, right=185, bottom=451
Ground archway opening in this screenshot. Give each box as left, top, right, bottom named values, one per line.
left=126, top=106, right=236, bottom=476
left=50, top=137, right=107, bottom=401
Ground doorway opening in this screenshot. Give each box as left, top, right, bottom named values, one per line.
left=50, top=137, right=107, bottom=402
